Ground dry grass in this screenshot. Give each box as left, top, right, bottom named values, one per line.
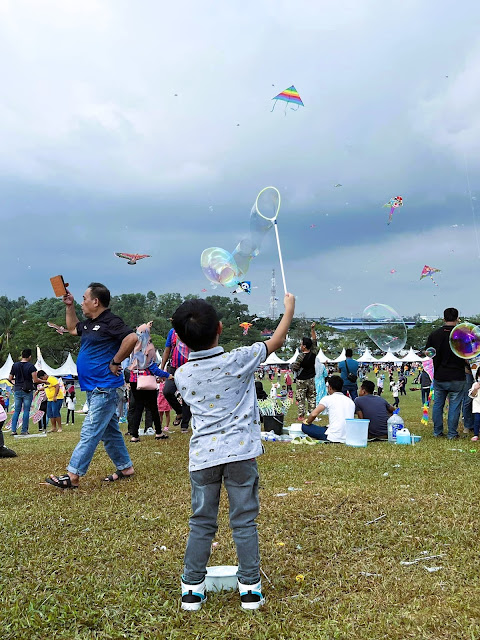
left=1, top=375, right=479, bottom=639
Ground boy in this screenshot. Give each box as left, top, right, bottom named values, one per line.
left=173, top=293, right=295, bottom=611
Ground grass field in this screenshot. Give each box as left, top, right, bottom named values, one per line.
left=1, top=374, right=479, bottom=640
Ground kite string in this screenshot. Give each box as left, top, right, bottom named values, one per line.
left=274, top=220, right=287, bottom=295
left=464, top=151, right=480, bottom=259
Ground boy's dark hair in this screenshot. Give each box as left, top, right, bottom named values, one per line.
left=37, top=370, right=47, bottom=378
left=302, top=337, right=312, bottom=350
left=444, top=307, right=459, bottom=322
left=327, top=375, right=343, bottom=392
left=346, top=348, right=353, bottom=357
left=361, top=380, right=375, bottom=394
left=172, top=299, right=220, bottom=351
left=21, top=348, right=32, bottom=358
left=88, top=282, right=111, bottom=308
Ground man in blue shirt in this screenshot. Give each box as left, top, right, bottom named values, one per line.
left=45, top=283, right=138, bottom=489
left=337, top=348, right=359, bottom=400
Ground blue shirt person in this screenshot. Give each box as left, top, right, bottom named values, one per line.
left=337, top=349, right=359, bottom=400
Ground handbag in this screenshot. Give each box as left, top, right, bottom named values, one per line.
left=136, top=372, right=157, bottom=391
left=344, top=359, right=357, bottom=383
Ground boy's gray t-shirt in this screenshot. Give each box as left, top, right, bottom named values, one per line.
left=175, top=342, right=268, bottom=471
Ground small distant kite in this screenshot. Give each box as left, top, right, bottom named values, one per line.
left=420, top=265, right=440, bottom=286
left=390, top=269, right=396, bottom=274
left=251, top=317, right=261, bottom=323
left=232, top=281, right=252, bottom=295
left=334, top=183, right=342, bottom=188
left=309, top=224, right=317, bottom=229
left=47, top=322, right=67, bottom=335
left=239, top=322, right=253, bottom=335
left=384, top=196, right=403, bottom=225
left=271, top=85, right=304, bottom=115
left=114, top=252, right=151, bottom=265
left=201, top=288, right=207, bottom=293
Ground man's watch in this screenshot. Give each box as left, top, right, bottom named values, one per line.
left=111, top=360, right=121, bottom=366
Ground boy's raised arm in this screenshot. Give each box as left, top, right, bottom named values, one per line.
left=264, top=293, right=295, bottom=355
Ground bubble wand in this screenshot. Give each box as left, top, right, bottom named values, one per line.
left=255, top=186, right=287, bottom=294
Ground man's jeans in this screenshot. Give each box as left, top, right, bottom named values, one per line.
left=343, top=383, right=358, bottom=401
left=183, top=459, right=260, bottom=586
left=463, top=373, right=474, bottom=431
left=432, top=380, right=467, bottom=438
left=11, top=390, right=33, bottom=434
left=67, top=388, right=132, bottom=477
left=302, top=423, right=328, bottom=440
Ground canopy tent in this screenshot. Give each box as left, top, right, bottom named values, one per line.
left=35, top=347, right=78, bottom=377
left=401, top=347, right=426, bottom=362
left=155, top=349, right=162, bottom=364
left=261, top=351, right=287, bottom=366
left=316, top=348, right=331, bottom=363
left=0, top=354, right=14, bottom=379
left=287, top=349, right=300, bottom=364
left=377, top=350, right=402, bottom=363
left=357, top=348, right=378, bottom=363
left=330, top=348, right=347, bottom=364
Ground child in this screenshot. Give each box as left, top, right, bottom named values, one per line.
left=278, top=385, right=287, bottom=398
left=468, top=370, right=480, bottom=441
left=173, top=294, right=295, bottom=611
left=269, top=382, right=279, bottom=399
left=157, top=378, right=171, bottom=431
left=392, top=382, right=399, bottom=408
left=66, top=392, right=76, bottom=425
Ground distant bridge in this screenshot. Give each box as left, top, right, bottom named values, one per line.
left=325, top=320, right=417, bottom=331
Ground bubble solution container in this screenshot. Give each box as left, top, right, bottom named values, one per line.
left=205, top=566, right=238, bottom=592
left=387, top=410, right=404, bottom=443
left=345, top=419, right=370, bottom=447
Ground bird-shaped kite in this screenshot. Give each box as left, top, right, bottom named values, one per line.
left=420, top=265, right=440, bottom=286
left=239, top=322, right=253, bottom=335
left=384, top=196, right=403, bottom=225
left=114, top=252, right=151, bottom=265
left=334, top=183, right=342, bottom=188
left=47, top=322, right=67, bottom=335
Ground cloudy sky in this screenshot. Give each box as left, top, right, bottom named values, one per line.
left=1, top=0, right=480, bottom=320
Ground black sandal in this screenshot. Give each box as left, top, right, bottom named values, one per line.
left=103, top=469, right=134, bottom=482
left=130, top=437, right=140, bottom=443
left=155, top=434, right=169, bottom=440
left=173, top=415, right=182, bottom=427
left=45, top=474, right=79, bottom=489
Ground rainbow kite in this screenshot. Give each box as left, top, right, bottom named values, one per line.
left=271, top=85, right=304, bottom=114
left=420, top=265, right=441, bottom=286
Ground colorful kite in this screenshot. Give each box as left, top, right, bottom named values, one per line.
left=47, top=322, right=67, bottom=335
left=232, top=281, right=253, bottom=295
left=383, top=196, right=403, bottom=225
left=114, top=252, right=151, bottom=265
left=271, top=85, right=304, bottom=114
left=420, top=265, right=440, bottom=286
left=239, top=322, right=253, bottom=335
left=334, top=183, right=342, bottom=188
left=390, top=269, right=397, bottom=274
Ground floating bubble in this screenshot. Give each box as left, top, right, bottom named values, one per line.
left=449, top=322, right=480, bottom=359
left=425, top=347, right=436, bottom=358
left=201, top=248, right=240, bottom=287
left=362, top=304, right=407, bottom=353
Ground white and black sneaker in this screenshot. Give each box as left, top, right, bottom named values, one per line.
left=238, top=579, right=265, bottom=610
left=181, top=579, right=206, bottom=611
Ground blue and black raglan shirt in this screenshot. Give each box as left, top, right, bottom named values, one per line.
left=76, top=310, right=134, bottom=391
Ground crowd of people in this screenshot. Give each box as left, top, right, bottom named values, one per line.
left=1, top=286, right=479, bottom=612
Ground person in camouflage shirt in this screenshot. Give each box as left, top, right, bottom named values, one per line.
left=292, top=323, right=318, bottom=420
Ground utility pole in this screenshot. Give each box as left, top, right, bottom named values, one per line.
left=269, top=269, right=277, bottom=320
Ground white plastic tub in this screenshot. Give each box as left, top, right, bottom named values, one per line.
left=205, top=565, right=238, bottom=592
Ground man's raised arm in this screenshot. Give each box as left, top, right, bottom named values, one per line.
left=63, top=290, right=79, bottom=336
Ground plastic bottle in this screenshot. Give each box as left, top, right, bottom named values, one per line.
left=387, top=410, right=404, bottom=443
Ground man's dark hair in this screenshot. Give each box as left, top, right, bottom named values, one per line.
left=37, top=370, right=46, bottom=378
left=444, top=307, right=459, bottom=322
left=361, top=380, right=375, bottom=394
left=88, top=282, right=111, bottom=308
left=302, top=337, right=312, bottom=350
left=21, top=348, right=32, bottom=358
left=172, top=299, right=220, bottom=351
left=346, top=348, right=353, bottom=358
left=327, top=375, right=343, bottom=392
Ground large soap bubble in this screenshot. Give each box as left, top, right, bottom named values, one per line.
left=425, top=347, right=436, bottom=358
left=362, top=303, right=407, bottom=353
left=200, top=248, right=241, bottom=287
left=449, top=322, right=480, bottom=359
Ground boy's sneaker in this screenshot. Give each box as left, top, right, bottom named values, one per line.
left=181, top=579, right=206, bottom=611
left=238, top=579, right=265, bottom=610
left=0, top=446, right=17, bottom=458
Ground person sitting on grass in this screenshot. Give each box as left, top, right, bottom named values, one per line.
left=173, top=293, right=295, bottom=611
left=301, top=375, right=354, bottom=443
left=354, top=380, right=395, bottom=441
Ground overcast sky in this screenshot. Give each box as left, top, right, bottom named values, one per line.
left=1, top=0, right=480, bottom=320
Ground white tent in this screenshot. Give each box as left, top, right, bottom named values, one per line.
left=401, top=347, right=426, bottom=363
left=316, top=348, right=331, bottom=363
left=287, top=349, right=300, bottom=364
left=35, top=347, right=58, bottom=376
left=357, top=348, right=378, bottom=363
left=377, top=350, right=402, bottom=363
left=0, top=354, right=14, bottom=379
left=330, top=348, right=347, bottom=363
left=155, top=349, right=162, bottom=363
left=53, top=353, right=78, bottom=377
left=261, top=351, right=287, bottom=366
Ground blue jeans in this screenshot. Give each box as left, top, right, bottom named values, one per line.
left=421, top=387, right=431, bottom=405
left=343, top=383, right=358, bottom=400
left=67, top=388, right=132, bottom=477
left=474, top=413, right=480, bottom=437
left=302, top=423, right=328, bottom=440
left=463, top=373, right=474, bottom=431
left=432, top=380, right=467, bottom=438
left=47, top=399, right=63, bottom=419
left=183, top=459, right=260, bottom=585
left=11, top=390, right=33, bottom=434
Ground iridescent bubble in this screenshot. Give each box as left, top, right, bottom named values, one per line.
left=449, top=322, right=480, bottom=359
left=425, top=347, right=436, bottom=358
left=201, top=247, right=240, bottom=287
left=362, top=303, right=407, bottom=353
